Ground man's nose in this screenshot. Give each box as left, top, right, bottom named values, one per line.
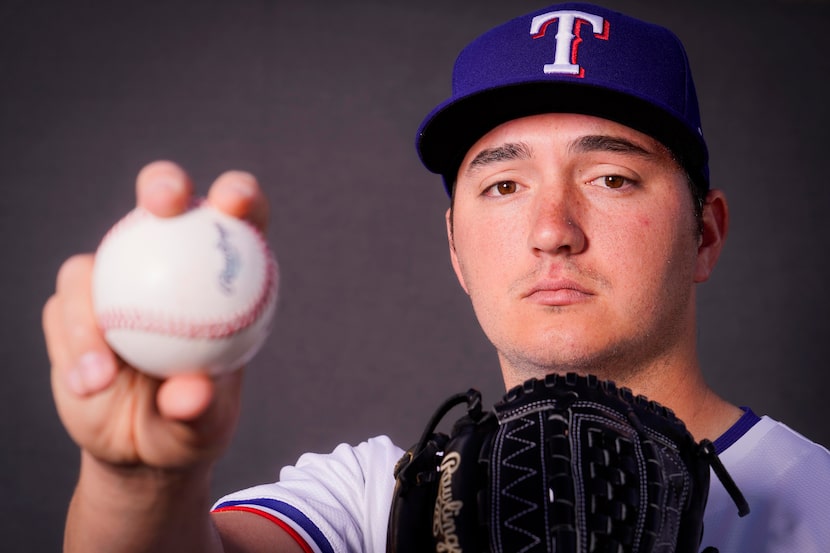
left=527, top=186, right=587, bottom=257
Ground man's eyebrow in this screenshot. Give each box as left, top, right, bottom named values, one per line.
left=465, top=142, right=532, bottom=175
left=569, top=135, right=657, bottom=158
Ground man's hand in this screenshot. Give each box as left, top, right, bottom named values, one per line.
left=43, top=161, right=271, bottom=552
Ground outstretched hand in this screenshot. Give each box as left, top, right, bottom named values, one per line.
left=44, top=160, right=270, bottom=470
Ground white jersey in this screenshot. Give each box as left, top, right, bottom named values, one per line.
left=702, top=413, right=830, bottom=552
left=213, top=410, right=830, bottom=553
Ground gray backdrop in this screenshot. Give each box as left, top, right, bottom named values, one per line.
left=2, top=0, right=828, bottom=550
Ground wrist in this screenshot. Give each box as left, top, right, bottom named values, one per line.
left=66, top=451, right=220, bottom=552
left=77, top=449, right=214, bottom=508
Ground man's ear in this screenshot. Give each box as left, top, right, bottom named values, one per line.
left=446, top=207, right=469, bottom=294
left=694, top=189, right=729, bottom=283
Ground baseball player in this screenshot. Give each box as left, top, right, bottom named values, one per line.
left=44, top=3, right=830, bottom=553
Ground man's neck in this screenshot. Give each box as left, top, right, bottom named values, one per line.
left=624, top=365, right=743, bottom=442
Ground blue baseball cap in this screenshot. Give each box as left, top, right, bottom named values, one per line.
left=417, top=2, right=709, bottom=195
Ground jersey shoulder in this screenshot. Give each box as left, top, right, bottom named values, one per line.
left=703, top=416, right=830, bottom=553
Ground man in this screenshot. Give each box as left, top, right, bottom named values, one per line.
left=44, top=3, right=829, bottom=552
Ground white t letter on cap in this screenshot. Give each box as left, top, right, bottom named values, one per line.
left=530, top=10, right=607, bottom=76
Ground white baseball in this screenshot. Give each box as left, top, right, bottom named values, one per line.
left=92, top=203, right=278, bottom=378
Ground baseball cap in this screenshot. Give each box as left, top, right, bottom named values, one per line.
left=417, top=2, right=708, bottom=195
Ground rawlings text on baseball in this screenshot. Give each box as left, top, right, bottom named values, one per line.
left=92, top=203, right=278, bottom=377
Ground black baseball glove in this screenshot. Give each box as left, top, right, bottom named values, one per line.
left=387, top=372, right=748, bottom=553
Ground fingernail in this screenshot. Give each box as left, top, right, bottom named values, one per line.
left=228, top=173, right=256, bottom=198
left=69, top=352, right=114, bottom=395
left=150, top=174, right=185, bottom=196
left=66, top=366, right=85, bottom=395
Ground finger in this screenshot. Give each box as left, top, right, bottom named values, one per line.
left=43, top=294, right=70, bottom=370
left=53, top=255, right=118, bottom=396
left=136, top=160, right=194, bottom=217
left=155, top=370, right=244, bottom=453
left=137, top=370, right=242, bottom=467
left=206, top=170, right=269, bottom=232
left=46, top=297, right=116, bottom=397
left=157, top=373, right=215, bottom=421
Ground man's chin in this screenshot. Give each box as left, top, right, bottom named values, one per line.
left=499, top=342, right=642, bottom=384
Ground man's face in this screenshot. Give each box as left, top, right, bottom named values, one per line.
left=448, top=113, right=714, bottom=387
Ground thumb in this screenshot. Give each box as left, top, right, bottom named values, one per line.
left=157, top=373, right=216, bottom=421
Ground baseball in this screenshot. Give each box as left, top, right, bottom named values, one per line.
left=92, top=203, right=278, bottom=378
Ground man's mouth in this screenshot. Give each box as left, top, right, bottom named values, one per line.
left=523, top=278, right=594, bottom=306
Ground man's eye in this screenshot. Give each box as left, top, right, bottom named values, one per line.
left=591, top=175, right=630, bottom=189
left=485, top=181, right=518, bottom=196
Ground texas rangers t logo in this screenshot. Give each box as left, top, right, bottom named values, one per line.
left=529, top=10, right=610, bottom=77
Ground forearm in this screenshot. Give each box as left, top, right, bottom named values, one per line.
left=64, top=451, right=223, bottom=553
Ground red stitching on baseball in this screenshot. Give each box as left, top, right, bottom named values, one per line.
left=96, top=203, right=278, bottom=339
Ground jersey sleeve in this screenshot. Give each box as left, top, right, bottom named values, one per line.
left=703, top=416, right=830, bottom=553
left=212, top=435, right=404, bottom=553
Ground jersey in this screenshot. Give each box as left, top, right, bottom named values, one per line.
left=213, top=410, right=830, bottom=553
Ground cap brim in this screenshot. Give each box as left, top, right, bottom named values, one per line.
left=417, top=81, right=708, bottom=193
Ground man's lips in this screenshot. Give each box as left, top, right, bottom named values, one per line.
left=523, top=279, right=594, bottom=306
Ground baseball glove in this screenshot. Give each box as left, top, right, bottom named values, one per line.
left=387, top=372, right=749, bottom=553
